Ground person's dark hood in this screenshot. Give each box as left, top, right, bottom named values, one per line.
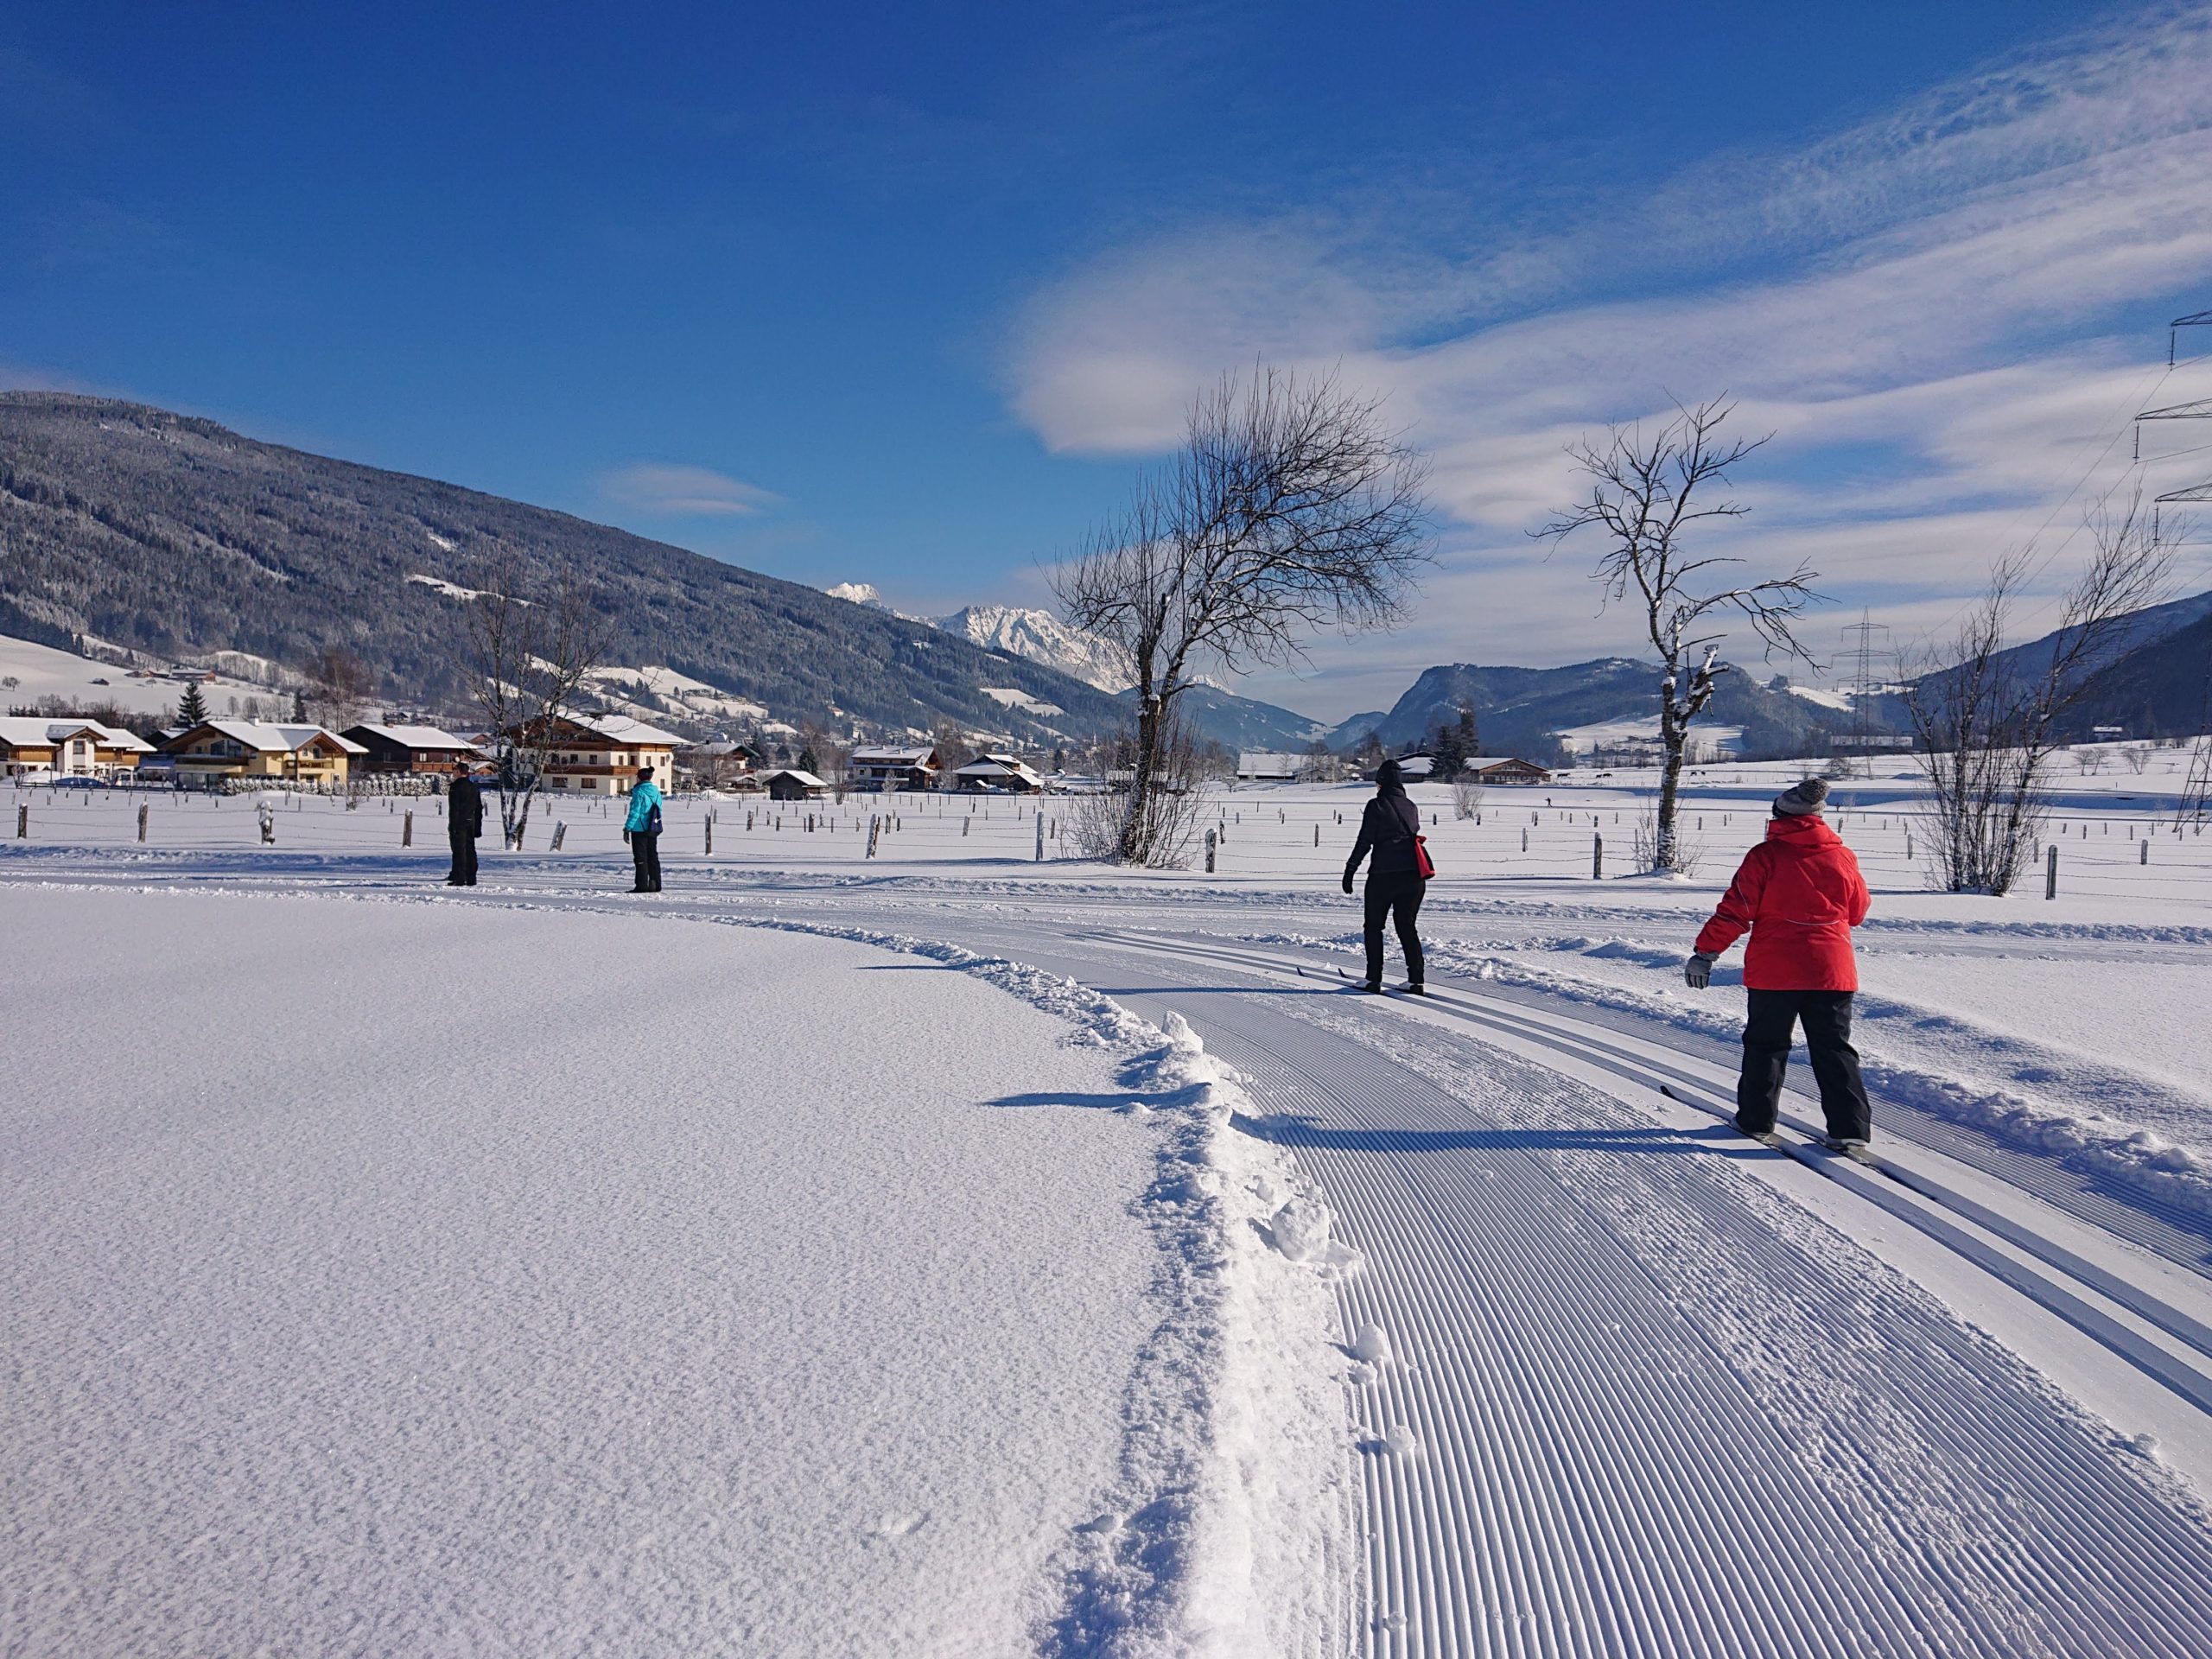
left=1376, top=759, right=1405, bottom=792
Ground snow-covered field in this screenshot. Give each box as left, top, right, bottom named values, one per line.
left=9, top=760, right=2212, bottom=1655
left=0, top=885, right=1346, bottom=1656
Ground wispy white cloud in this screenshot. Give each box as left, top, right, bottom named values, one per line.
left=1004, top=3, right=2212, bottom=715
left=597, top=462, right=781, bottom=517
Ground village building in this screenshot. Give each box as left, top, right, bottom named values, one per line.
left=678, top=736, right=765, bottom=789
left=0, top=718, right=153, bottom=781
left=512, top=714, right=682, bottom=795
left=1235, top=751, right=1304, bottom=782
left=846, top=745, right=941, bottom=792
left=1381, top=752, right=1435, bottom=781
left=1466, top=756, right=1554, bottom=785
left=757, top=767, right=830, bottom=801
left=1366, top=752, right=1553, bottom=786
left=953, top=753, right=1045, bottom=793
left=158, top=721, right=364, bottom=785
left=340, top=723, right=480, bottom=774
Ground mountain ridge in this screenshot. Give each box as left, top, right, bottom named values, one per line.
left=0, top=394, right=1249, bottom=747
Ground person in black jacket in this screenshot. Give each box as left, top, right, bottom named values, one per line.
left=1343, top=758, right=1427, bottom=993
left=446, top=761, right=484, bottom=887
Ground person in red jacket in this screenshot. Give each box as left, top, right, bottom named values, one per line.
left=1686, top=777, right=1875, bottom=1152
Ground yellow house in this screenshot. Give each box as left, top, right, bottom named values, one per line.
left=159, top=720, right=365, bottom=785
left=0, top=717, right=153, bottom=779
left=516, top=714, right=682, bottom=795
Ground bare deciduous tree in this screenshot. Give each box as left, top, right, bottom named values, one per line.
left=1904, top=491, right=2172, bottom=894
left=1065, top=708, right=1212, bottom=866
left=1451, top=775, right=1485, bottom=821
left=1056, top=365, right=1432, bottom=865
left=308, top=645, right=376, bottom=732
left=929, top=718, right=974, bottom=785
left=457, top=548, right=613, bottom=849
left=1537, top=398, right=1817, bottom=872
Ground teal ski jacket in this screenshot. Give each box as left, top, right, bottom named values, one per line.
left=623, top=779, right=664, bottom=834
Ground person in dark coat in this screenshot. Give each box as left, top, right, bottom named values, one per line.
left=1686, top=776, right=1875, bottom=1150
left=1343, top=758, right=1427, bottom=993
left=446, top=761, right=484, bottom=887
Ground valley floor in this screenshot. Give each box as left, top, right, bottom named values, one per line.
left=8, top=778, right=2212, bottom=1656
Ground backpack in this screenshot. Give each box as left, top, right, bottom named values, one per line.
left=647, top=802, right=663, bottom=836
left=1389, top=795, right=1435, bottom=878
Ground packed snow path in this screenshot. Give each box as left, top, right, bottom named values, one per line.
left=946, top=920, right=2212, bottom=1657
left=10, top=855, right=2212, bottom=1655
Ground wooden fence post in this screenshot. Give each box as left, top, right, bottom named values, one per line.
left=138, top=803, right=149, bottom=842
left=402, top=810, right=413, bottom=847
left=2045, top=843, right=2058, bottom=899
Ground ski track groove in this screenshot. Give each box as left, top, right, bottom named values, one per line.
left=1231, top=1020, right=1930, bottom=1657
left=1453, top=970, right=2212, bottom=1281
left=1157, top=931, right=2212, bottom=1389
left=1002, top=927, right=2212, bottom=1658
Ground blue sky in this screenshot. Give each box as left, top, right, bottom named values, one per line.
left=4, top=1, right=2209, bottom=719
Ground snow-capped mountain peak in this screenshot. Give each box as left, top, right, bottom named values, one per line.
left=824, top=585, right=1131, bottom=692
left=931, top=604, right=1133, bottom=693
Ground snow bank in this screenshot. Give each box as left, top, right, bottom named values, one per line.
left=718, top=924, right=1351, bottom=1657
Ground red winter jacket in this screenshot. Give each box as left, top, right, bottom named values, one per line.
left=1694, top=814, right=1871, bottom=991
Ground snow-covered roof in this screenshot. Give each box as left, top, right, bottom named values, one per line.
left=176, top=720, right=368, bottom=754
left=849, top=746, right=938, bottom=767
left=755, top=767, right=830, bottom=789
left=0, top=717, right=150, bottom=751
left=568, top=714, right=683, bottom=747
left=956, top=756, right=1043, bottom=780
left=346, top=723, right=473, bottom=750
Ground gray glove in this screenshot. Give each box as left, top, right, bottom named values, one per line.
left=1684, top=953, right=1714, bottom=989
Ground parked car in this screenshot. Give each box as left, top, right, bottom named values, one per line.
left=52, top=775, right=111, bottom=789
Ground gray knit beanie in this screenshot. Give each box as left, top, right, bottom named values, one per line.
left=1773, top=777, right=1828, bottom=817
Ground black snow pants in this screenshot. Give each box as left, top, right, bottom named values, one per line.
left=447, top=834, right=478, bottom=887
left=1736, top=988, right=1873, bottom=1142
left=630, top=830, right=662, bottom=893
left=1363, top=873, right=1427, bottom=988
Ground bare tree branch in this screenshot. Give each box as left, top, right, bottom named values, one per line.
left=1535, top=397, right=1816, bottom=871
left=456, top=548, right=615, bottom=848
left=1057, top=365, right=1433, bottom=864
left=1905, top=488, right=2174, bottom=893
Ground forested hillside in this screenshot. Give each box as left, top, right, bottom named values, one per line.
left=0, top=393, right=1132, bottom=741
